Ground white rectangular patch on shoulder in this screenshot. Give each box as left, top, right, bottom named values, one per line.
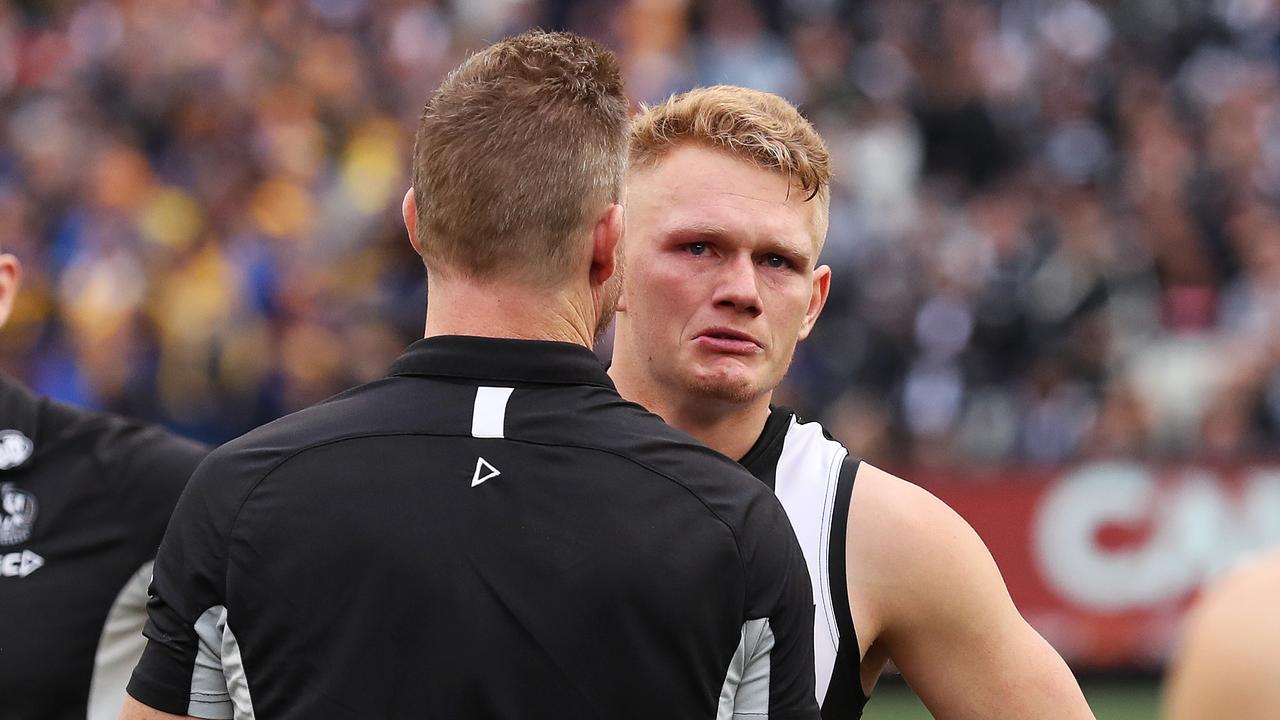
left=471, top=386, right=515, bottom=439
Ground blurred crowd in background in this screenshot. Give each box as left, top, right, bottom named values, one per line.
left=1, top=0, right=1278, bottom=467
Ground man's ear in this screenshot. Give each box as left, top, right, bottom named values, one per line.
left=0, top=254, right=23, bottom=331
left=590, top=203, right=623, bottom=288
left=402, top=188, right=422, bottom=255
left=797, top=264, right=831, bottom=342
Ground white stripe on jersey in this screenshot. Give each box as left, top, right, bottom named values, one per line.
left=471, top=386, right=514, bottom=439
left=716, top=618, right=775, bottom=719
left=773, top=417, right=848, bottom=705
left=189, top=606, right=256, bottom=719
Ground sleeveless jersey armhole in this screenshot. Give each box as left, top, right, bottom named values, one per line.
left=822, top=456, right=868, bottom=716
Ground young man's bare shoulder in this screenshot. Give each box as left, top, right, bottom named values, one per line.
left=848, top=464, right=1094, bottom=718
left=847, top=463, right=1012, bottom=619
left=849, top=464, right=989, bottom=565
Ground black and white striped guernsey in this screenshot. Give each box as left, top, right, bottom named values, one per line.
left=740, top=407, right=868, bottom=719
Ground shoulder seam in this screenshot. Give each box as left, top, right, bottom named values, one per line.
left=224, top=430, right=750, bottom=573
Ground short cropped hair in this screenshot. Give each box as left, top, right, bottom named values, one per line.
left=412, top=31, right=628, bottom=285
left=630, top=85, right=831, bottom=233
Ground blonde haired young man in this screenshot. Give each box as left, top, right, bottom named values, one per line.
left=610, top=86, right=1096, bottom=719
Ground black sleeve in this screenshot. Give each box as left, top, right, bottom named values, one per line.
left=115, top=425, right=210, bottom=560
left=739, top=491, right=821, bottom=719
left=125, top=446, right=244, bottom=718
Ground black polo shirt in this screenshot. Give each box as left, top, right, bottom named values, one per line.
left=0, top=375, right=208, bottom=720
left=128, top=335, right=819, bottom=720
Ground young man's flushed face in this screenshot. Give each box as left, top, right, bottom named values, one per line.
left=617, top=143, right=831, bottom=404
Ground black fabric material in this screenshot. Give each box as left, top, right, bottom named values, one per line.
left=738, top=405, right=793, bottom=491
left=129, top=335, right=820, bottom=720
left=0, top=374, right=209, bottom=720
left=822, top=456, right=867, bottom=718
left=388, top=335, right=617, bottom=388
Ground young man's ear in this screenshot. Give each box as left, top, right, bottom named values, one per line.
left=0, top=254, right=23, bottom=330
left=402, top=188, right=422, bottom=256
left=797, top=264, right=831, bottom=342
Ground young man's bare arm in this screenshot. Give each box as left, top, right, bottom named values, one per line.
left=119, top=696, right=191, bottom=720
left=848, top=464, right=1095, bottom=720
left=1163, top=552, right=1280, bottom=720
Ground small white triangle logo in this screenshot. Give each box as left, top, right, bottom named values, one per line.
left=471, top=457, right=500, bottom=487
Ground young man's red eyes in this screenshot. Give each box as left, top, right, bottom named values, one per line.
left=679, top=242, right=797, bottom=271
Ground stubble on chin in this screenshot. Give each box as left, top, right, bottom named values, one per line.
left=678, top=343, right=796, bottom=406
left=680, top=370, right=762, bottom=405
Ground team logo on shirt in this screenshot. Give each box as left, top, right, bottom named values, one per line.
left=0, top=549, right=43, bottom=578
left=0, top=482, right=37, bottom=546
left=0, top=429, right=33, bottom=470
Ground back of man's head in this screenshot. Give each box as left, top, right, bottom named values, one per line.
left=412, top=31, right=627, bottom=287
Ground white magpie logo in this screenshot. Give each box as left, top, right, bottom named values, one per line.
left=0, top=482, right=37, bottom=546
left=0, top=429, right=33, bottom=470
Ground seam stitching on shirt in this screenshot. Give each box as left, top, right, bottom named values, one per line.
left=224, top=430, right=758, bottom=585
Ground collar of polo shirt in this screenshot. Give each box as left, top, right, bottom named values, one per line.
left=388, top=335, right=615, bottom=389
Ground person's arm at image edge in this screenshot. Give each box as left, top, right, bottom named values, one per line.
left=851, top=464, right=1095, bottom=720
left=1163, top=553, right=1280, bottom=720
